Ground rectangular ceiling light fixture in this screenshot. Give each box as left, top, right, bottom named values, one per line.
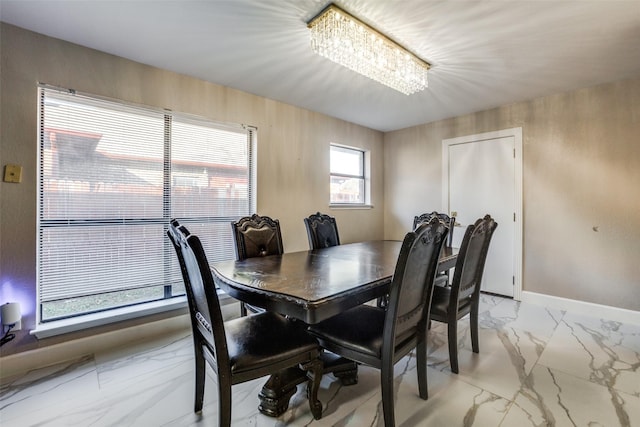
left=307, top=3, right=430, bottom=95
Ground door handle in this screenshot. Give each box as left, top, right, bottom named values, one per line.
left=450, top=211, right=461, bottom=226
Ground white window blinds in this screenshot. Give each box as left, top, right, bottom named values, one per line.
left=38, top=86, right=255, bottom=321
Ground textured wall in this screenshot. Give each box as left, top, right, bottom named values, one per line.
left=0, top=23, right=384, bottom=356
left=384, top=77, right=640, bottom=311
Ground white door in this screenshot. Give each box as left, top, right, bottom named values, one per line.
left=443, top=129, right=522, bottom=298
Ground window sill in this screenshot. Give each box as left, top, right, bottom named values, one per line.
left=31, top=291, right=235, bottom=339
left=329, top=204, right=373, bottom=210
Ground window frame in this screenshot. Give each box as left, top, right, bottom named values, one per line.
left=329, top=143, right=371, bottom=208
left=35, top=84, right=256, bottom=331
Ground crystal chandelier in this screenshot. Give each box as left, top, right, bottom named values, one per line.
left=307, top=4, right=430, bottom=95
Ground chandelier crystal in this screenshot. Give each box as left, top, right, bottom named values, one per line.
left=307, top=4, right=430, bottom=95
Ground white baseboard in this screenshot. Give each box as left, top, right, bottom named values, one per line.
left=0, top=301, right=240, bottom=382
left=521, top=291, right=640, bottom=326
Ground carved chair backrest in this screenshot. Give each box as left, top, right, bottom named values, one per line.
left=231, top=214, right=284, bottom=260
left=413, top=211, right=456, bottom=247
left=304, top=212, right=341, bottom=249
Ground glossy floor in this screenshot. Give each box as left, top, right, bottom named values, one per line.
left=2, top=295, right=640, bottom=426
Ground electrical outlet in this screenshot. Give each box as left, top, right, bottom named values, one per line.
left=3, top=164, right=23, bottom=183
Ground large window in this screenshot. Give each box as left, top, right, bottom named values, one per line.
left=38, top=86, right=255, bottom=322
left=330, top=144, right=367, bottom=204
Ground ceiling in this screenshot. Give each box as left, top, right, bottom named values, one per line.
left=1, top=0, right=639, bottom=132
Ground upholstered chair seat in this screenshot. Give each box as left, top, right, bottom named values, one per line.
left=310, top=305, right=385, bottom=359
left=224, top=313, right=319, bottom=375
left=430, top=285, right=472, bottom=317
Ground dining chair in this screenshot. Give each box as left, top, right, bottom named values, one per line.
left=429, top=214, right=498, bottom=374
left=303, top=212, right=340, bottom=249
left=304, top=212, right=388, bottom=310
left=308, top=218, right=449, bottom=427
left=231, top=214, right=284, bottom=316
left=167, top=220, right=323, bottom=424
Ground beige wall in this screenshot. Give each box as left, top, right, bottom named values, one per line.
left=384, top=77, right=640, bottom=311
left=0, top=24, right=384, bottom=356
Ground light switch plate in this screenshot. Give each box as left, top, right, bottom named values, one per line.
left=4, top=164, right=23, bottom=183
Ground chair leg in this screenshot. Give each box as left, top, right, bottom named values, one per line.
left=217, top=371, right=232, bottom=427
left=194, top=347, right=205, bottom=413
left=416, top=337, right=429, bottom=399
left=448, top=320, right=459, bottom=374
left=470, top=310, right=479, bottom=354
left=302, top=357, right=323, bottom=420
left=381, top=360, right=396, bottom=427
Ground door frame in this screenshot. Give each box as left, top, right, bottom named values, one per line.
left=442, top=127, right=523, bottom=300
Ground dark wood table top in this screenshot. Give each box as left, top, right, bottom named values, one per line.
left=211, top=240, right=458, bottom=324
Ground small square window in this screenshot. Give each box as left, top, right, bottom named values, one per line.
left=330, top=145, right=367, bottom=205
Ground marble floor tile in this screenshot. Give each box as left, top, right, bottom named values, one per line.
left=283, top=357, right=510, bottom=427
left=2, top=294, right=639, bottom=426
left=401, top=368, right=511, bottom=427
left=479, top=293, right=506, bottom=312
left=428, top=318, right=547, bottom=401
left=502, top=364, right=640, bottom=427
left=0, top=355, right=99, bottom=424
left=537, top=311, right=640, bottom=397
left=479, top=298, right=565, bottom=339
left=94, top=331, right=193, bottom=390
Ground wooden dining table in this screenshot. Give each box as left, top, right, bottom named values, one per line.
left=210, top=240, right=458, bottom=417
left=211, top=240, right=457, bottom=324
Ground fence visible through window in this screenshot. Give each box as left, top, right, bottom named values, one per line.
left=38, top=85, right=255, bottom=321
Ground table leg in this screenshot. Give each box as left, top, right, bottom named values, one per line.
left=257, top=352, right=359, bottom=417
left=258, top=366, right=304, bottom=417
left=321, top=351, right=358, bottom=385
